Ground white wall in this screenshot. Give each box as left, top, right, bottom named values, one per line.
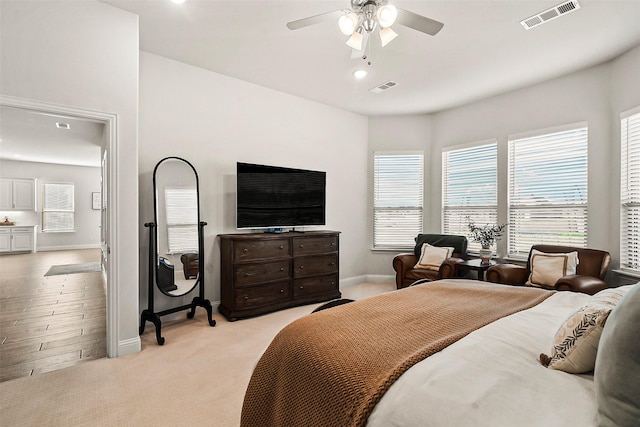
left=138, top=52, right=369, bottom=312
left=1, top=0, right=140, bottom=356
left=0, top=160, right=101, bottom=250
left=366, top=114, right=432, bottom=276
left=367, top=46, right=640, bottom=285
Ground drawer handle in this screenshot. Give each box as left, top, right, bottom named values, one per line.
left=299, top=244, right=304, bottom=248
left=244, top=296, right=249, bottom=301
left=280, top=289, right=284, bottom=293
left=244, top=272, right=250, bottom=277
left=280, top=267, right=284, bottom=271
left=331, top=281, right=335, bottom=285
left=330, top=262, right=336, bottom=266
left=331, top=242, right=335, bottom=247
left=243, top=248, right=248, bottom=253
left=299, top=265, right=304, bottom=270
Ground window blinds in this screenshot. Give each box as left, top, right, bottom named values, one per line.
left=42, top=183, right=74, bottom=232
left=621, top=109, right=640, bottom=270
left=373, top=152, right=423, bottom=249
left=508, top=127, right=588, bottom=257
left=165, top=187, right=198, bottom=254
left=442, top=142, right=497, bottom=252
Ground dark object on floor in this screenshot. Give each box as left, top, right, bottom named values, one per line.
left=180, top=252, right=199, bottom=279
left=157, top=257, right=178, bottom=292
left=312, top=298, right=355, bottom=313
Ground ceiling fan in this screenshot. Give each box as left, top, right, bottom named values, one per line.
left=286, top=0, right=444, bottom=52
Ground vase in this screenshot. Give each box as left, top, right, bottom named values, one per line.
left=479, top=247, right=492, bottom=265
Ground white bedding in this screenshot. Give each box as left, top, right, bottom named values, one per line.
left=368, top=290, right=596, bottom=427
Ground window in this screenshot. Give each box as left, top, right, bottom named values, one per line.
left=621, top=108, right=640, bottom=271
left=165, top=187, right=198, bottom=254
left=42, top=182, right=74, bottom=232
left=508, top=125, right=588, bottom=257
left=373, top=152, right=423, bottom=249
left=442, top=141, right=497, bottom=252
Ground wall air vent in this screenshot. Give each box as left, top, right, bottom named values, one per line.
left=520, top=0, right=580, bottom=30
left=370, top=80, right=398, bottom=94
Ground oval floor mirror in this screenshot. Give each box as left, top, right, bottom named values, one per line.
left=140, top=157, right=215, bottom=345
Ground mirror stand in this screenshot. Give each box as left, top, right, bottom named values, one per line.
left=140, top=221, right=215, bottom=345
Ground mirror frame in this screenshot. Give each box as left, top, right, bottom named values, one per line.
left=152, top=156, right=201, bottom=297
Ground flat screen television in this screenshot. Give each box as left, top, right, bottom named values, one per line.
left=236, top=162, right=326, bottom=229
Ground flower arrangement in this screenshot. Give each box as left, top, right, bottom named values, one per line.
left=466, top=217, right=507, bottom=248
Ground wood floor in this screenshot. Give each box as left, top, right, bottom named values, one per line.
left=0, top=249, right=106, bottom=382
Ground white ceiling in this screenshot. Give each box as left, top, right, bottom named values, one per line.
left=0, top=106, right=104, bottom=167
left=3, top=0, right=640, bottom=167
left=103, top=0, right=640, bottom=116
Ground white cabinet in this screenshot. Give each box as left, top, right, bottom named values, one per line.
left=0, top=229, right=10, bottom=252
left=0, top=178, right=36, bottom=210
left=0, top=226, right=36, bottom=253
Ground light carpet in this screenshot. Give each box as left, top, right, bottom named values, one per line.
left=0, top=282, right=394, bottom=427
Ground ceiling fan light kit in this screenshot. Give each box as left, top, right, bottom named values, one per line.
left=338, top=12, right=359, bottom=35
left=346, top=28, right=365, bottom=51
left=287, top=0, right=444, bottom=53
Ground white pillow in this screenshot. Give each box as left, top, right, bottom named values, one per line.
left=540, top=286, right=632, bottom=374
left=526, top=250, right=579, bottom=287
left=413, top=243, right=455, bottom=271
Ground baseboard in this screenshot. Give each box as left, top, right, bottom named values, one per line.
left=340, top=274, right=395, bottom=289
left=365, top=274, right=395, bottom=283
left=117, top=336, right=141, bottom=357
left=37, top=244, right=101, bottom=252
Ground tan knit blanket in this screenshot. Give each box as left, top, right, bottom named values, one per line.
left=241, top=280, right=552, bottom=427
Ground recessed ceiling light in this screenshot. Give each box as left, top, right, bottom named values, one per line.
left=56, top=122, right=70, bottom=129
left=353, top=70, right=368, bottom=79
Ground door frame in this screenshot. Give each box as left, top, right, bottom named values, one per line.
left=1, top=94, right=120, bottom=357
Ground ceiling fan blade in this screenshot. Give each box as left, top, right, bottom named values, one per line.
left=396, top=8, right=444, bottom=36
left=286, top=10, right=344, bottom=30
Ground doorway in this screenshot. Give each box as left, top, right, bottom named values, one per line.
left=0, top=96, right=119, bottom=362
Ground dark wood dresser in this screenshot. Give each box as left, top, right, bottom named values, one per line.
left=218, top=231, right=341, bottom=321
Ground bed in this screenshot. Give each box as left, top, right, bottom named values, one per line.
left=240, top=279, right=639, bottom=427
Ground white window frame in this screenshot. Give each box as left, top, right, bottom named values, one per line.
left=507, top=123, right=588, bottom=258
left=164, top=187, right=198, bottom=254
left=373, top=151, right=424, bottom=250
left=42, top=182, right=75, bottom=232
left=442, top=140, right=498, bottom=253
left=620, top=106, right=640, bottom=272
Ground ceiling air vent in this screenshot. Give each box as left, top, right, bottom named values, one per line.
left=520, top=0, right=580, bottom=30
left=370, top=80, right=398, bottom=94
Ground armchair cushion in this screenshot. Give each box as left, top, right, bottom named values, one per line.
left=526, top=250, right=578, bottom=287
left=414, top=243, right=455, bottom=271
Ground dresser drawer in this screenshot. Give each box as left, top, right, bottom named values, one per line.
left=234, top=238, right=290, bottom=261
left=293, top=254, right=338, bottom=278
left=293, top=274, right=338, bottom=297
left=234, top=281, right=290, bottom=309
left=292, top=236, right=337, bottom=256
left=235, top=260, right=290, bottom=286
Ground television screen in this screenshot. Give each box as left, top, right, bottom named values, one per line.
left=236, top=162, right=326, bottom=229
